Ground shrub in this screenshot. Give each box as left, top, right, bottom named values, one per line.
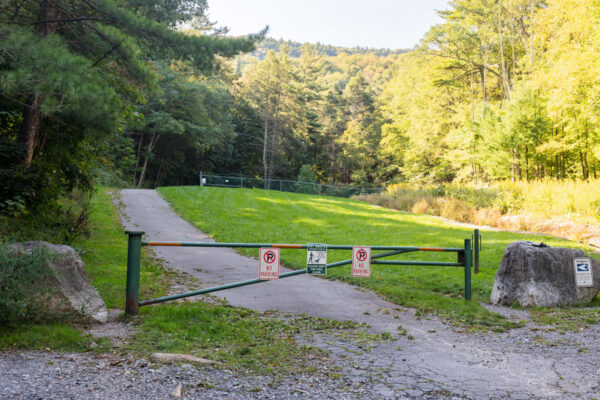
left=440, top=198, right=475, bottom=223
left=0, top=189, right=91, bottom=244
left=0, top=245, right=55, bottom=325
left=411, top=199, right=430, bottom=214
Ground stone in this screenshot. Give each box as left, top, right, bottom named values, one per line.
left=9, top=241, right=108, bottom=323
left=150, top=353, right=219, bottom=365
left=491, top=241, right=600, bottom=307
left=170, top=384, right=182, bottom=398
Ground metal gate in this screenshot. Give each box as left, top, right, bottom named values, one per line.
left=124, top=230, right=481, bottom=315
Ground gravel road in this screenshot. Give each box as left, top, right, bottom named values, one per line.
left=2, top=188, right=599, bottom=399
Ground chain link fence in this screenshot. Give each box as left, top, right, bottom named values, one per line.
left=199, top=172, right=385, bottom=198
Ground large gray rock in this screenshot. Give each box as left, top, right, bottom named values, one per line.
left=9, top=241, right=108, bottom=323
left=491, top=241, right=600, bottom=307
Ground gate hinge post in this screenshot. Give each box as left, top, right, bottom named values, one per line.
left=125, top=231, right=144, bottom=315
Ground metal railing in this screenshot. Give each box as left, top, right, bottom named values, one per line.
left=199, top=172, right=385, bottom=198
left=124, top=230, right=481, bottom=314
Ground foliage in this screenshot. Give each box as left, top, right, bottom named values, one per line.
left=130, top=64, right=237, bottom=187
left=378, top=0, right=600, bottom=183
left=3, top=0, right=600, bottom=211
left=223, top=1, right=599, bottom=186
left=0, top=245, right=54, bottom=325
left=0, top=0, right=261, bottom=215
left=0, top=189, right=92, bottom=244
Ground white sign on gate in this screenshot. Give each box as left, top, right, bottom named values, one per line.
left=259, top=248, right=280, bottom=280
left=573, top=258, right=593, bottom=287
left=352, top=246, right=371, bottom=277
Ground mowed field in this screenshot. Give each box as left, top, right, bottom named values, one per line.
left=158, top=186, right=600, bottom=331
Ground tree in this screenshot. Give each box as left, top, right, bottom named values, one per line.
left=239, top=49, right=300, bottom=186
left=0, top=0, right=262, bottom=211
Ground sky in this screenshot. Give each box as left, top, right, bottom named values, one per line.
left=207, top=0, right=450, bottom=50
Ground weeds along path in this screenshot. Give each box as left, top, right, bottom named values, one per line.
left=119, top=189, right=598, bottom=399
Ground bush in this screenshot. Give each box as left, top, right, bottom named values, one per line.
left=0, top=245, right=55, bottom=325
left=412, top=199, right=430, bottom=214
left=0, top=189, right=91, bottom=244
left=440, top=198, right=475, bottom=223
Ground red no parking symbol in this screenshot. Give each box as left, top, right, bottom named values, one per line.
left=263, top=250, right=276, bottom=263
left=356, top=249, right=368, bottom=262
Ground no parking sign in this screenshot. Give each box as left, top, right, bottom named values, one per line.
left=352, top=246, right=371, bottom=277
left=259, top=248, right=280, bottom=280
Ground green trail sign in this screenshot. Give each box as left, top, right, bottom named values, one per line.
left=307, top=243, right=327, bottom=275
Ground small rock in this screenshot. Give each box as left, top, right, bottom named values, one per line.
left=107, top=309, right=122, bottom=323
left=150, top=353, right=220, bottom=365
left=170, top=384, right=182, bottom=398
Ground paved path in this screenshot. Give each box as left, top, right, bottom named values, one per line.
left=118, top=189, right=600, bottom=399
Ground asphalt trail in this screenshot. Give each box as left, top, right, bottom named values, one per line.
left=118, top=189, right=598, bottom=399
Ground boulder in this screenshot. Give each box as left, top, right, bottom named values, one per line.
left=9, top=241, right=108, bottom=323
left=491, top=241, right=600, bottom=307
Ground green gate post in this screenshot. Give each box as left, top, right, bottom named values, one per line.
left=464, top=238, right=472, bottom=301
left=125, top=231, right=144, bottom=315
left=473, top=229, right=480, bottom=274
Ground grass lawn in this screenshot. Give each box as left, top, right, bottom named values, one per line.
left=158, top=186, right=600, bottom=331
left=1, top=188, right=359, bottom=373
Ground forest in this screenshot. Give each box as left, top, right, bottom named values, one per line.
left=1, top=0, right=599, bottom=234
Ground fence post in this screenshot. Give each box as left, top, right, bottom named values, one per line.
left=125, top=231, right=144, bottom=315
left=464, top=238, right=472, bottom=301
left=473, top=229, right=480, bottom=274
left=199, top=171, right=203, bottom=186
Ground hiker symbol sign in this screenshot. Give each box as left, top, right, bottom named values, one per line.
left=307, top=243, right=327, bottom=275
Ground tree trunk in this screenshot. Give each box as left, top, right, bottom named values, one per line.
left=262, top=95, right=270, bottom=189
left=525, top=146, right=529, bottom=181
left=530, top=0, right=534, bottom=77
left=267, top=93, right=281, bottom=184
left=17, top=1, right=58, bottom=166
left=498, top=24, right=511, bottom=100
left=137, top=132, right=159, bottom=187
left=510, top=20, right=517, bottom=88
left=18, top=94, right=43, bottom=165
left=331, top=141, right=337, bottom=184
left=132, top=133, right=144, bottom=186
left=479, top=65, right=487, bottom=118
left=580, top=151, right=588, bottom=180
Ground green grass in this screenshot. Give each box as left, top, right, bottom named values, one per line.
left=74, top=189, right=173, bottom=308
left=157, top=186, right=600, bottom=331
left=130, top=304, right=359, bottom=374
left=0, top=324, right=111, bottom=352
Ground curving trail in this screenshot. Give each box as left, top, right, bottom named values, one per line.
left=117, top=189, right=599, bottom=399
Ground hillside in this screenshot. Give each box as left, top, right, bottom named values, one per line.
left=251, top=37, right=409, bottom=59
